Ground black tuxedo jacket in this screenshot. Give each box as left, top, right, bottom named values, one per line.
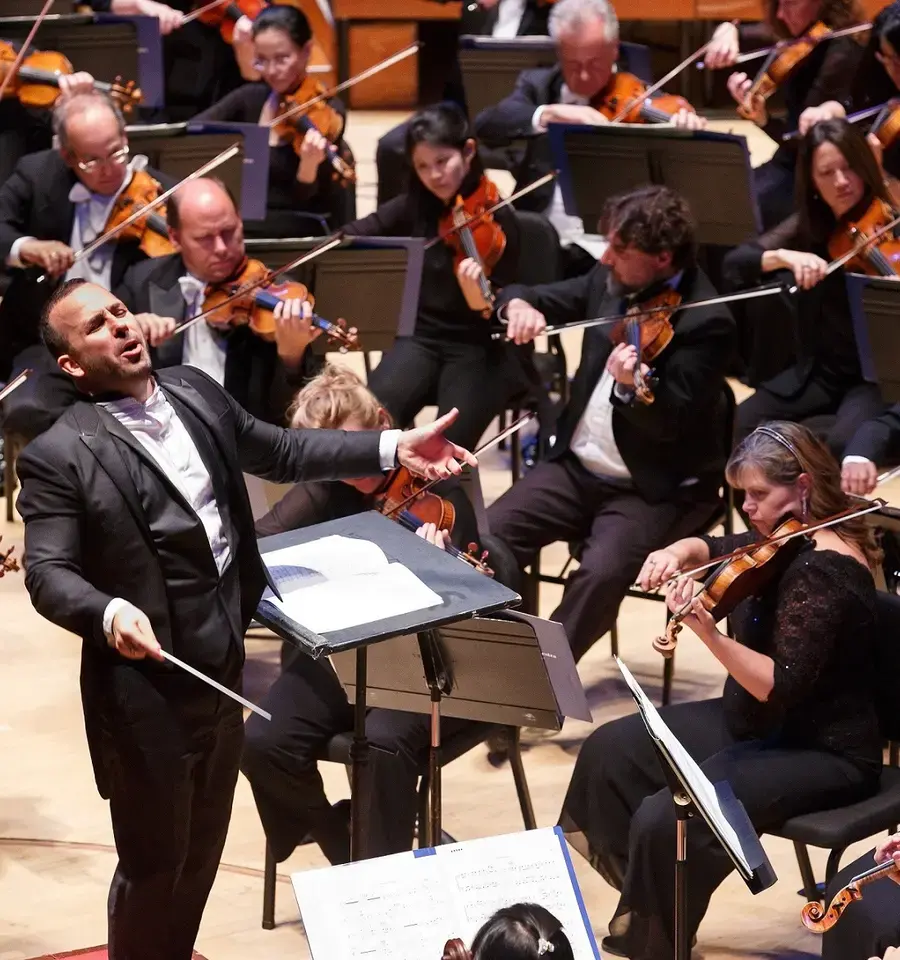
left=116, top=253, right=317, bottom=425
left=497, top=265, right=737, bottom=502
left=474, top=66, right=563, bottom=214
left=457, top=0, right=551, bottom=35
left=845, top=404, right=900, bottom=463
left=0, top=150, right=157, bottom=377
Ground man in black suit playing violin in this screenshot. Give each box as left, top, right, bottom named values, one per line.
left=487, top=185, right=736, bottom=662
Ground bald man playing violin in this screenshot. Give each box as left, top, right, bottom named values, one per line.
left=116, top=177, right=324, bottom=426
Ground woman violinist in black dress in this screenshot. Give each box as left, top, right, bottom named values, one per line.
left=192, top=4, right=355, bottom=236
left=560, top=420, right=882, bottom=960
left=344, top=101, right=536, bottom=450
left=705, top=0, right=866, bottom=228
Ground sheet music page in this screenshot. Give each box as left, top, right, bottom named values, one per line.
left=292, top=827, right=599, bottom=960
left=262, top=535, right=443, bottom=634
left=615, top=657, right=751, bottom=874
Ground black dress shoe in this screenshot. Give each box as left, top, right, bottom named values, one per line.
left=600, top=934, right=632, bottom=958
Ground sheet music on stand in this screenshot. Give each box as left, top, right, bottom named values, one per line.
left=292, top=826, right=600, bottom=960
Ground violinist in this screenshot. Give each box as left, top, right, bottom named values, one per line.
left=244, top=366, right=510, bottom=865
left=192, top=5, right=355, bottom=236
left=485, top=185, right=736, bottom=663
left=723, top=118, right=889, bottom=458
left=342, top=102, right=536, bottom=450
left=115, top=177, right=323, bottom=425
left=560, top=421, right=881, bottom=960
left=0, top=90, right=165, bottom=442
left=705, top=0, right=866, bottom=228
left=474, top=0, right=705, bottom=274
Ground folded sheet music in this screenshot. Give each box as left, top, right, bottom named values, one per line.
left=292, top=826, right=600, bottom=960
left=261, top=534, right=443, bottom=634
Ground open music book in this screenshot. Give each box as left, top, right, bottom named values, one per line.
left=292, top=826, right=600, bottom=960
left=261, top=534, right=442, bottom=635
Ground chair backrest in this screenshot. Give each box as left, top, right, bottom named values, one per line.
left=512, top=210, right=564, bottom=286
left=874, top=591, right=900, bottom=742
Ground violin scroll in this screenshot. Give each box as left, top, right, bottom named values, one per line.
left=0, top=537, right=20, bottom=578
left=652, top=619, right=681, bottom=658
left=800, top=888, right=859, bottom=933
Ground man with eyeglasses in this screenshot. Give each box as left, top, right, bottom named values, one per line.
left=0, top=89, right=166, bottom=442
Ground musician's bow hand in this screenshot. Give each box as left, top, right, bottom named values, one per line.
left=671, top=108, right=707, bottom=131
left=704, top=21, right=740, bottom=70
left=273, top=298, right=322, bottom=368
left=774, top=248, right=829, bottom=289
left=124, top=0, right=184, bottom=34
left=637, top=548, right=682, bottom=591
left=607, top=342, right=650, bottom=387
left=874, top=834, right=900, bottom=885
left=503, top=297, right=546, bottom=345
left=841, top=458, right=878, bottom=496
left=416, top=521, right=451, bottom=551
left=297, top=128, right=329, bottom=183
left=396, top=409, right=478, bottom=481
left=799, top=101, right=846, bottom=136
left=135, top=312, right=177, bottom=347
left=57, top=72, right=97, bottom=100
left=19, top=239, right=74, bottom=277
left=456, top=257, right=492, bottom=313
left=108, top=602, right=164, bottom=662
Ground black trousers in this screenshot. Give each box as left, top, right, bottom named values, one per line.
left=821, top=848, right=900, bottom=960
left=95, top=668, right=244, bottom=960
left=1, top=344, right=81, bottom=442
left=560, top=699, right=879, bottom=960
left=241, top=649, right=488, bottom=863
left=486, top=454, right=717, bottom=662
left=367, top=336, right=532, bottom=450
left=734, top=376, right=885, bottom=460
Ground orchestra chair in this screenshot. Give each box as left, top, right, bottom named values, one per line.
left=521, top=381, right=737, bottom=707
left=764, top=589, right=900, bottom=901
left=2, top=429, right=25, bottom=522
left=260, top=723, right=537, bottom=929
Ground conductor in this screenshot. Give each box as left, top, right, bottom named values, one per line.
left=15, top=278, right=477, bottom=960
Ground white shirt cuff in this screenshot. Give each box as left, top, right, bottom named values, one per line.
left=102, top=597, right=130, bottom=639
left=379, top=429, right=401, bottom=471
left=532, top=105, right=547, bottom=133
left=7, top=236, right=34, bottom=268
left=842, top=456, right=873, bottom=465
left=614, top=383, right=635, bottom=402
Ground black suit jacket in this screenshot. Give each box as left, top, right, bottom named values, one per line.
left=845, top=404, right=900, bottom=463
left=0, top=150, right=157, bottom=376
left=116, top=253, right=317, bottom=425
left=498, top=265, right=737, bottom=502
left=457, top=0, right=551, bottom=35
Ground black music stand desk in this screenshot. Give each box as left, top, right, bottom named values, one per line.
left=846, top=273, right=900, bottom=401
left=549, top=123, right=761, bottom=245
left=255, top=510, right=520, bottom=860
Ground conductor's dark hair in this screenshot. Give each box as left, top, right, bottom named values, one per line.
left=470, top=904, right=574, bottom=960
left=40, top=277, right=90, bottom=359
left=166, top=176, right=238, bottom=232
left=251, top=3, right=312, bottom=46
left=599, top=184, right=697, bottom=270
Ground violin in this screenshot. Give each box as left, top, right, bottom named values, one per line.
left=200, top=257, right=359, bottom=350
left=438, top=176, right=507, bottom=316
left=372, top=467, right=494, bottom=577
left=593, top=71, right=696, bottom=124
left=0, top=536, right=20, bottom=579
left=0, top=39, right=141, bottom=113
left=870, top=99, right=900, bottom=151
left=738, top=21, right=832, bottom=120
left=609, top=288, right=678, bottom=405
left=273, top=76, right=356, bottom=183
left=653, top=516, right=808, bottom=657
left=801, top=856, right=899, bottom=932
left=827, top=197, right=900, bottom=277
left=104, top=169, right=175, bottom=259
left=191, top=0, right=266, bottom=44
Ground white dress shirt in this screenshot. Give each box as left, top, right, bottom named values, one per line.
left=492, top=0, right=527, bottom=37
left=178, top=274, right=229, bottom=386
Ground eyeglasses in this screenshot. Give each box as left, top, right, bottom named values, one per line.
left=252, top=54, right=293, bottom=72
left=76, top=144, right=130, bottom=174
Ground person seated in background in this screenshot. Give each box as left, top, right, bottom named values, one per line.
left=244, top=366, right=515, bottom=866
left=486, top=185, right=735, bottom=664
left=115, top=177, right=322, bottom=426
left=841, top=402, right=900, bottom=494
left=0, top=90, right=163, bottom=441
left=193, top=5, right=356, bottom=236
left=442, top=903, right=574, bottom=960
left=474, top=0, right=706, bottom=277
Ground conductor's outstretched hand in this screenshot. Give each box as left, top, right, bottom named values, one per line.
left=396, top=408, right=478, bottom=480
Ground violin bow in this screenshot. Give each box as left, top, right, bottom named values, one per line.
left=381, top=412, right=537, bottom=519
left=36, top=143, right=241, bottom=284
left=172, top=232, right=346, bottom=335
left=782, top=102, right=886, bottom=142
left=0, top=369, right=32, bottom=405
left=423, top=171, right=558, bottom=251
left=266, top=43, right=422, bottom=131
left=801, top=856, right=899, bottom=932
left=0, top=0, right=55, bottom=102
left=180, top=0, right=231, bottom=26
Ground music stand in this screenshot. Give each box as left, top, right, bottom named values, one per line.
left=255, top=510, right=520, bottom=860
left=0, top=12, right=165, bottom=108
left=549, top=124, right=762, bottom=245
left=331, top=608, right=591, bottom=845
left=244, top=236, right=425, bottom=352
left=846, top=273, right=900, bottom=400
left=617, top=657, right=776, bottom=960
left=123, top=121, right=267, bottom=219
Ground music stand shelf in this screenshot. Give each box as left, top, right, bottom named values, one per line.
left=847, top=273, right=900, bottom=401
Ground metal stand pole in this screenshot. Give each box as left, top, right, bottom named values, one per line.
left=674, top=791, right=692, bottom=960
left=349, top=645, right=369, bottom=862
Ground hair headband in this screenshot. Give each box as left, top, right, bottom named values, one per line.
left=754, top=425, right=803, bottom=465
